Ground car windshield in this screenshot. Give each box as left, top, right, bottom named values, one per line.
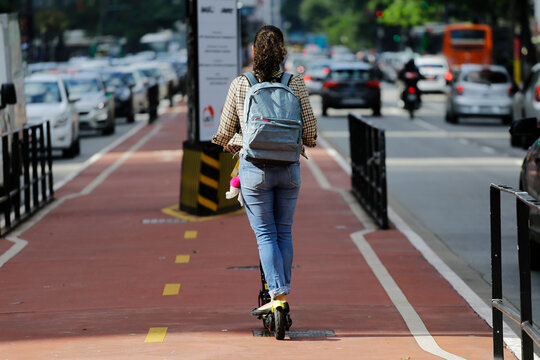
left=101, top=73, right=126, bottom=88
left=464, top=70, right=508, bottom=84
left=25, top=81, right=62, bottom=104
left=140, top=68, right=160, bottom=78
left=330, top=69, right=371, bottom=81
left=65, top=78, right=101, bottom=95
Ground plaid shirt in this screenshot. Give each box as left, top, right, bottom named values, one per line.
left=211, top=71, right=317, bottom=155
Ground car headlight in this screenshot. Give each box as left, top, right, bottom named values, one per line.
left=97, top=102, right=106, bottom=110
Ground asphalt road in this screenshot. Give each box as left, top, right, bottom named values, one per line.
left=313, top=83, right=540, bottom=323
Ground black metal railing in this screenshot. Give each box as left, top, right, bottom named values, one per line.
left=348, top=114, right=388, bottom=229
left=0, top=121, right=54, bottom=237
left=490, top=184, right=540, bottom=359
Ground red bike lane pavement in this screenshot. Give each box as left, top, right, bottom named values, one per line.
left=0, top=103, right=517, bottom=359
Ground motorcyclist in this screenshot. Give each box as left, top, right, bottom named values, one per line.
left=398, top=58, right=424, bottom=106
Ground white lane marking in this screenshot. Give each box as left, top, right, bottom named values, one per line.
left=81, top=124, right=162, bottom=195
left=305, top=151, right=465, bottom=360
left=0, top=123, right=162, bottom=268
left=351, top=230, right=466, bottom=360
left=54, top=120, right=146, bottom=191
left=0, top=237, right=26, bottom=268
left=316, top=133, right=527, bottom=360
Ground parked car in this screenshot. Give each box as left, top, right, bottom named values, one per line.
left=511, top=62, right=540, bottom=146
left=61, top=73, right=115, bottom=135
left=99, top=69, right=135, bottom=123
left=445, top=63, right=513, bottom=124
left=415, top=55, right=450, bottom=93
left=24, top=74, right=80, bottom=157
left=320, top=62, right=381, bottom=116
left=510, top=117, right=540, bottom=268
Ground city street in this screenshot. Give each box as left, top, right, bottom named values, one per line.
left=314, top=83, right=539, bottom=323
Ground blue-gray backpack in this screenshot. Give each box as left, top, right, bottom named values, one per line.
left=242, top=72, right=302, bottom=164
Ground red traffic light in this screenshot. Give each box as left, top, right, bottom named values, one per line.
left=376, top=10, right=384, bottom=17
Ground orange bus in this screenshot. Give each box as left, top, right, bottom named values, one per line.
left=442, top=23, right=492, bottom=68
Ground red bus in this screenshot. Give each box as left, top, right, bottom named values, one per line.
left=442, top=24, right=492, bottom=68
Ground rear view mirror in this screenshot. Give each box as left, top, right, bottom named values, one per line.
left=0, top=83, right=16, bottom=109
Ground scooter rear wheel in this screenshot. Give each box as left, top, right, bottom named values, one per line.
left=274, top=307, right=286, bottom=340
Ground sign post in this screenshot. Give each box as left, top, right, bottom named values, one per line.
left=180, top=0, right=240, bottom=216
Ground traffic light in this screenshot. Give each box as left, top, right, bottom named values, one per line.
left=376, top=10, right=384, bottom=18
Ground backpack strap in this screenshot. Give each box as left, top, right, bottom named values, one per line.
left=280, top=72, right=293, bottom=86
left=243, top=72, right=258, bottom=86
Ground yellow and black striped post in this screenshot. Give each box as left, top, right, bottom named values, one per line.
left=197, top=151, right=220, bottom=214
left=179, top=141, right=239, bottom=216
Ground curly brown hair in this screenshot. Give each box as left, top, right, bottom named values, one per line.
left=253, top=25, right=287, bottom=82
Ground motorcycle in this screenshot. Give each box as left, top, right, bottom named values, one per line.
left=400, top=71, right=421, bottom=119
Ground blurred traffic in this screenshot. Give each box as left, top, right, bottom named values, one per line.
left=21, top=49, right=187, bottom=159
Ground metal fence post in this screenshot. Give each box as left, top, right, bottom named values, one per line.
left=45, top=121, right=53, bottom=197
left=31, top=125, right=38, bottom=209
left=12, top=131, right=21, bottom=221
left=517, top=195, right=534, bottom=360
left=39, top=124, right=47, bottom=203
left=22, top=127, right=30, bottom=213
left=348, top=114, right=388, bottom=229
left=490, top=185, right=504, bottom=359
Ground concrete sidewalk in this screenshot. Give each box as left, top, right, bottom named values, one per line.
left=0, top=102, right=517, bottom=359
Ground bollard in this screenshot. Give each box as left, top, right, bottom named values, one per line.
left=179, top=141, right=240, bottom=216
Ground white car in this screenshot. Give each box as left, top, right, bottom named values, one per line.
left=61, top=73, right=115, bottom=135
left=415, top=55, right=450, bottom=93
left=25, top=74, right=80, bottom=158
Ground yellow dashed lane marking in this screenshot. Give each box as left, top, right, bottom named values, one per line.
left=145, top=327, right=168, bottom=343
left=175, top=255, right=190, bottom=263
left=162, top=283, right=181, bottom=295
left=184, top=230, right=198, bottom=239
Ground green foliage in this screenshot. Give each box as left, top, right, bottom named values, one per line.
left=0, top=0, right=22, bottom=13
left=298, top=0, right=374, bottom=50
left=372, top=0, right=445, bottom=27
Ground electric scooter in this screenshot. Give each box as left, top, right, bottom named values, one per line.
left=255, top=263, right=292, bottom=340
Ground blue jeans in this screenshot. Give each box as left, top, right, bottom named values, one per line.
left=239, top=156, right=301, bottom=300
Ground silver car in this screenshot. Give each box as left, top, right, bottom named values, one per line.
left=445, top=64, right=513, bottom=124
left=61, top=73, right=115, bottom=135
left=511, top=63, right=540, bottom=146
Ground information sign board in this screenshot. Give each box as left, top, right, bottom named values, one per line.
left=197, top=0, right=239, bottom=142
